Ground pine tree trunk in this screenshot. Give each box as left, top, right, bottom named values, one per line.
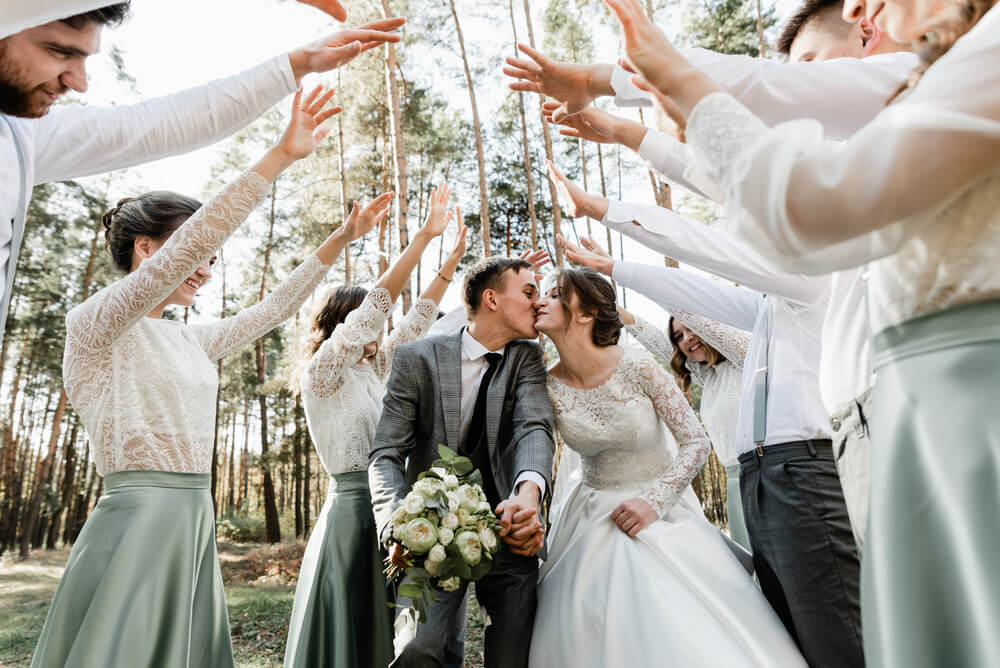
left=448, top=0, right=492, bottom=257
left=20, top=390, right=66, bottom=556
left=509, top=0, right=539, bottom=250
left=522, top=0, right=564, bottom=264
left=256, top=189, right=281, bottom=544
left=756, top=0, right=767, bottom=57
left=382, top=0, right=412, bottom=309
left=211, top=250, right=227, bottom=517
left=47, top=417, right=79, bottom=549
left=293, top=395, right=304, bottom=538
left=336, top=69, right=351, bottom=284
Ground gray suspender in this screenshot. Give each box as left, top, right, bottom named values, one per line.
left=1, top=114, right=28, bottom=336
left=751, top=296, right=770, bottom=452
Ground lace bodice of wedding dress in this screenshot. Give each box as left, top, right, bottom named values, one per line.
left=627, top=313, right=748, bottom=466
left=63, top=171, right=331, bottom=476
left=300, top=287, right=438, bottom=476
left=546, top=347, right=710, bottom=516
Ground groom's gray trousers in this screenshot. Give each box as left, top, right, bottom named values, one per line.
left=392, top=548, right=538, bottom=668
left=739, top=439, right=864, bottom=668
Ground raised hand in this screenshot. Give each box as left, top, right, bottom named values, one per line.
left=546, top=160, right=608, bottom=220
left=420, top=182, right=455, bottom=238
left=558, top=233, right=614, bottom=276
left=542, top=102, right=617, bottom=144
left=519, top=247, right=551, bottom=283
left=288, top=17, right=406, bottom=79
left=276, top=85, right=342, bottom=162
left=611, top=498, right=657, bottom=537
left=295, top=0, right=348, bottom=22
left=341, top=192, right=395, bottom=241
left=441, top=211, right=468, bottom=273
left=603, top=0, right=719, bottom=120
left=628, top=74, right=688, bottom=139
left=503, top=43, right=611, bottom=121
left=579, top=235, right=612, bottom=259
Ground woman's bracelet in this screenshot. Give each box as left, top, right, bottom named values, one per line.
left=437, top=271, right=453, bottom=283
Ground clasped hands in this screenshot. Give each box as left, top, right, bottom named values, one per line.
left=496, top=481, right=546, bottom=557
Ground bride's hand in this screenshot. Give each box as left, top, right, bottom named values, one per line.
left=558, top=234, right=614, bottom=276
left=276, top=85, right=342, bottom=163
left=611, top=498, right=657, bottom=537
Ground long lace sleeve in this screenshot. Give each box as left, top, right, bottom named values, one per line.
left=65, top=170, right=271, bottom=352
left=189, top=254, right=330, bottom=361
left=633, top=350, right=710, bottom=517
left=673, top=310, right=750, bottom=370
left=301, top=288, right=394, bottom=399
left=372, top=298, right=439, bottom=380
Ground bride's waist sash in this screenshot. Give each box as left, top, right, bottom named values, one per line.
left=580, top=446, right=672, bottom=490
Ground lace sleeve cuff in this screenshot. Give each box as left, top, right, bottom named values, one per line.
left=685, top=92, right=769, bottom=203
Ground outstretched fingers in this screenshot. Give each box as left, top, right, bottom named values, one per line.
left=516, top=42, right=551, bottom=67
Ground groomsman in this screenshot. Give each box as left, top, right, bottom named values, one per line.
left=0, top=4, right=403, bottom=341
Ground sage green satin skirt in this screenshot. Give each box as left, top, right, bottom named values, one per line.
left=724, top=463, right=752, bottom=553
left=863, top=300, right=1000, bottom=668
left=30, top=471, right=234, bottom=668
left=283, top=471, right=393, bottom=668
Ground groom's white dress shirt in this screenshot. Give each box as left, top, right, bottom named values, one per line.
left=0, top=54, right=298, bottom=336
left=460, top=328, right=546, bottom=498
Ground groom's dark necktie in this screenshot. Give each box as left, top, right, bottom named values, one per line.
left=463, top=352, right=502, bottom=508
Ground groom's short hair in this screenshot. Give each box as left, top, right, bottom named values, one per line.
left=776, top=0, right=845, bottom=56
left=61, top=3, right=132, bottom=29
left=463, top=256, right=533, bottom=317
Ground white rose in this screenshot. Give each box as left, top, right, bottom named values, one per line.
left=439, top=576, right=461, bottom=592
left=477, top=501, right=492, bottom=513
left=403, top=492, right=425, bottom=515
left=414, top=477, right=446, bottom=496
left=425, top=558, right=439, bottom=576
left=402, top=518, right=438, bottom=553
left=441, top=513, right=459, bottom=530
left=393, top=523, right=406, bottom=540
left=455, top=531, right=483, bottom=566
left=438, top=527, right=454, bottom=545
left=392, top=505, right=408, bottom=523
left=428, top=543, right=447, bottom=563
left=479, top=527, right=499, bottom=552
left=444, top=474, right=459, bottom=489
left=431, top=466, right=448, bottom=479
left=458, top=485, right=482, bottom=512
left=446, top=492, right=460, bottom=513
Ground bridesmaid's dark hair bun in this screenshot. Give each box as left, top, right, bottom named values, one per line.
left=102, top=191, right=202, bottom=273
left=557, top=267, right=622, bottom=347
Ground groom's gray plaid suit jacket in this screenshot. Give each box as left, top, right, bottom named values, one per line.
left=369, top=330, right=555, bottom=541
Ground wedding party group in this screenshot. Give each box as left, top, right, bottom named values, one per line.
left=1, top=0, right=997, bottom=665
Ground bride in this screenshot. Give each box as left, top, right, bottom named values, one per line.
left=529, top=265, right=805, bottom=667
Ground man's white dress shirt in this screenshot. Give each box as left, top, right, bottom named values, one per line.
left=0, top=54, right=298, bottom=335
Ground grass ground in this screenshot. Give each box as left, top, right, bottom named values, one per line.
left=0, top=542, right=485, bottom=668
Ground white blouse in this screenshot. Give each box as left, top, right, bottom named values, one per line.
left=627, top=314, right=748, bottom=467
left=63, top=171, right=330, bottom=476
left=685, top=4, right=1000, bottom=333
left=300, top=288, right=438, bottom=476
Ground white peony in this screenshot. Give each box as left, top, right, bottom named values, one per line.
left=455, top=531, right=483, bottom=566
left=457, top=484, right=483, bottom=512
left=456, top=508, right=473, bottom=527
left=477, top=501, right=492, bottom=513
left=446, top=492, right=460, bottom=513
left=439, top=576, right=461, bottom=592
left=430, top=466, right=448, bottom=479
left=479, top=526, right=499, bottom=552
left=444, top=474, right=459, bottom=489
left=428, top=543, right=447, bottom=563
left=403, top=492, right=425, bottom=515
left=393, top=523, right=406, bottom=540
left=402, top=518, right=438, bottom=553
left=392, top=505, right=408, bottom=523
left=438, top=527, right=454, bottom=545
left=425, top=558, right=439, bottom=577
left=414, top=477, right=446, bottom=496
left=441, top=513, right=459, bottom=530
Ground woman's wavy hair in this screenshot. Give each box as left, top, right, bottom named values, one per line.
left=668, top=316, right=721, bottom=392
left=891, top=0, right=993, bottom=101
left=555, top=267, right=623, bottom=347
left=289, top=285, right=368, bottom=394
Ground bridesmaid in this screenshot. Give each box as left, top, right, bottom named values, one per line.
left=284, top=184, right=467, bottom=668
left=31, top=86, right=377, bottom=668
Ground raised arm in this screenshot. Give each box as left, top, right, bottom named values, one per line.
left=611, top=350, right=710, bottom=536
left=65, top=85, right=341, bottom=352
left=548, top=161, right=826, bottom=305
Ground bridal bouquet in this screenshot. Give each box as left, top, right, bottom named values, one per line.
left=386, top=445, right=502, bottom=621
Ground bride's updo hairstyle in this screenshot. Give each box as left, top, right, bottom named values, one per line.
left=102, top=192, right=202, bottom=273
left=556, top=267, right=622, bottom=347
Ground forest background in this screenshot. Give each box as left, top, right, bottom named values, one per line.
left=1, top=0, right=792, bottom=661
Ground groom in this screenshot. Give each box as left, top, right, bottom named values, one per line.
left=369, top=256, right=555, bottom=668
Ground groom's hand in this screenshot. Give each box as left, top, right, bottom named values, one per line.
left=496, top=482, right=545, bottom=557
left=389, top=543, right=409, bottom=569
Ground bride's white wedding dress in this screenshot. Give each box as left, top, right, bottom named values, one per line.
left=530, top=347, right=806, bottom=667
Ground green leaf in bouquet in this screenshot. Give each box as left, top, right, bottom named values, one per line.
left=398, top=583, right=424, bottom=599
left=418, top=469, right=444, bottom=481
left=470, top=559, right=493, bottom=581
left=465, top=469, right=483, bottom=487
left=452, top=458, right=474, bottom=476
left=437, top=444, right=460, bottom=462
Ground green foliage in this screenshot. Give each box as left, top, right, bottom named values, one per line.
left=678, top=0, right=777, bottom=57
left=217, top=511, right=268, bottom=543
